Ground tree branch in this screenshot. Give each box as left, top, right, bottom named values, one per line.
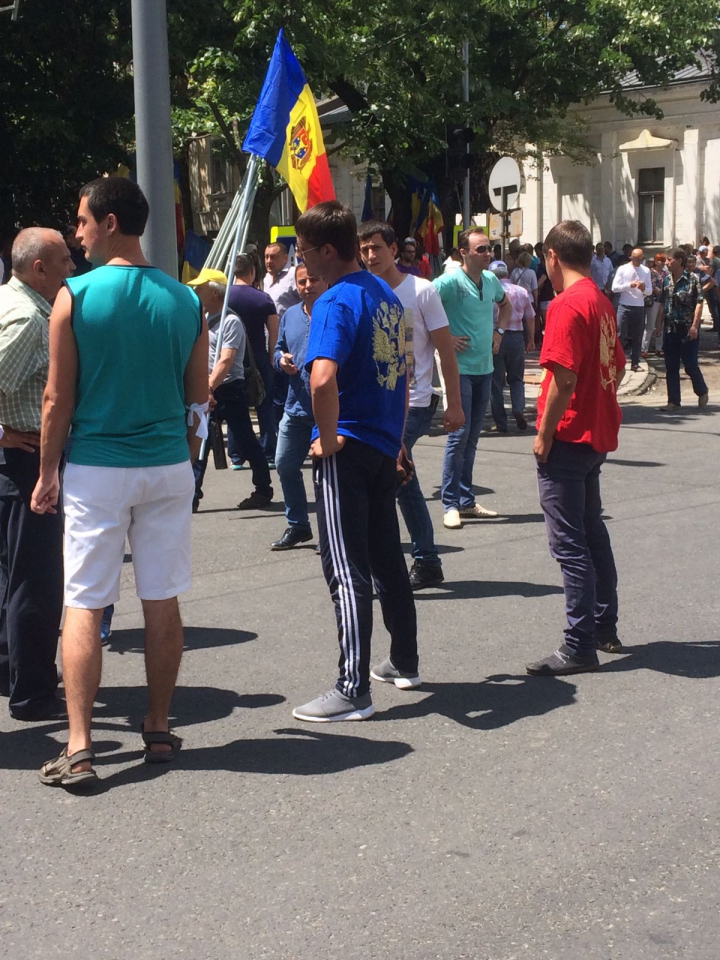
left=208, top=98, right=244, bottom=170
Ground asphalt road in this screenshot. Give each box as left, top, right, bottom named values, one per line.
left=2, top=386, right=720, bottom=960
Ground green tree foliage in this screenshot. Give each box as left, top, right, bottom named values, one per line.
left=0, top=2, right=134, bottom=235
left=0, top=0, right=227, bottom=237
left=188, top=0, right=719, bottom=237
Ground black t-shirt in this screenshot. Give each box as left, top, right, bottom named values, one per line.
left=535, top=258, right=554, bottom=303
left=226, top=283, right=276, bottom=359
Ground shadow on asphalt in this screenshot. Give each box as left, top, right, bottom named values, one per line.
left=373, top=675, right=576, bottom=729
left=606, top=458, right=665, bottom=468
left=413, top=580, right=564, bottom=600
left=618, top=402, right=720, bottom=435
left=472, top=512, right=545, bottom=525
left=177, top=727, right=413, bottom=776
left=600, top=640, right=720, bottom=678
left=105, top=626, right=258, bottom=654
left=0, top=685, right=287, bottom=778
left=56, top=727, right=413, bottom=793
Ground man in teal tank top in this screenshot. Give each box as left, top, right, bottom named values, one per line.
left=30, top=177, right=209, bottom=790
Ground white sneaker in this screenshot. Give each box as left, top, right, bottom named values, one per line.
left=443, top=508, right=462, bottom=529
left=459, top=504, right=498, bottom=518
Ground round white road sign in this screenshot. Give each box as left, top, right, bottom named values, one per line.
left=488, top=157, right=521, bottom=213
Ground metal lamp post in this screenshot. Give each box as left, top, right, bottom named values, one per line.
left=131, top=0, right=178, bottom=278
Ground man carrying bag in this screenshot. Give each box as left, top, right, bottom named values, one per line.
left=187, top=270, right=273, bottom=511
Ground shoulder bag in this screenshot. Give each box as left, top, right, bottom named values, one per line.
left=243, top=336, right=267, bottom=409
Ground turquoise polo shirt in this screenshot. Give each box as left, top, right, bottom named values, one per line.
left=433, top=268, right=505, bottom=376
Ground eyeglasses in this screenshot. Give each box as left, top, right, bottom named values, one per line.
left=296, top=242, right=324, bottom=258
left=470, top=245, right=492, bottom=254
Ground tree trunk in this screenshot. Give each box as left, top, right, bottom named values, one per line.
left=382, top=169, right=412, bottom=241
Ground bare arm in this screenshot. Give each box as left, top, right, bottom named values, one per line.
left=533, top=363, right=577, bottom=464
left=429, top=326, right=465, bottom=432
left=492, top=296, right=513, bottom=355
left=184, top=316, right=210, bottom=462
left=209, top=347, right=236, bottom=392
left=266, top=313, right=279, bottom=358
left=688, top=300, right=704, bottom=339
left=310, top=358, right=344, bottom=458
left=30, top=287, right=77, bottom=514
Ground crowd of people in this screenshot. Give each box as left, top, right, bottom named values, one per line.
left=0, top=173, right=711, bottom=790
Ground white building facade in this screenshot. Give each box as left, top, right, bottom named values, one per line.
left=519, top=71, right=720, bottom=251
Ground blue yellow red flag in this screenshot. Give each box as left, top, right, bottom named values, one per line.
left=243, top=30, right=335, bottom=213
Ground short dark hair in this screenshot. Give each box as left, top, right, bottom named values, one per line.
left=234, top=253, right=255, bottom=279
left=544, top=220, right=593, bottom=269
left=670, top=247, right=688, bottom=268
left=458, top=228, right=488, bottom=251
left=622, top=243, right=632, bottom=254
left=296, top=200, right=357, bottom=262
left=713, top=245, right=720, bottom=257
left=357, top=220, right=396, bottom=247
left=79, top=177, right=149, bottom=236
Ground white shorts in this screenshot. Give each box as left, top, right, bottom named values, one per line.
left=63, top=461, right=196, bottom=609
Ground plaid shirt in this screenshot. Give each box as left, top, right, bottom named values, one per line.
left=0, top=276, right=51, bottom=431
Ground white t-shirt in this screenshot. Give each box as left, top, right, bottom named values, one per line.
left=394, top=274, right=449, bottom=408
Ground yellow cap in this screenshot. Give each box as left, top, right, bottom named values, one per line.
left=186, top=267, right=228, bottom=287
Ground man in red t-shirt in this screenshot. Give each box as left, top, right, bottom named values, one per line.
left=526, top=220, right=626, bottom=677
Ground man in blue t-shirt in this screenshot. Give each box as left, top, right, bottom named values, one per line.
left=291, top=201, right=419, bottom=723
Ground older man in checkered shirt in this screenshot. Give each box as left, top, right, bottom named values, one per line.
left=0, top=227, right=74, bottom=720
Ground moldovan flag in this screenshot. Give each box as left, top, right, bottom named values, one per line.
left=243, top=29, right=335, bottom=212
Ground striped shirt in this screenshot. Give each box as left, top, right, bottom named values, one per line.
left=0, top=277, right=51, bottom=431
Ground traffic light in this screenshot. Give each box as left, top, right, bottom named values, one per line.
left=447, top=126, right=474, bottom=179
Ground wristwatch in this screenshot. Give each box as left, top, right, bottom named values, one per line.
left=495, top=327, right=505, bottom=335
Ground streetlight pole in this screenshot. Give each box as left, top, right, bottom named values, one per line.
left=461, top=39, right=471, bottom=228
left=131, top=0, right=178, bottom=278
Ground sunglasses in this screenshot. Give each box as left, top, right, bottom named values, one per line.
left=470, top=245, right=492, bottom=254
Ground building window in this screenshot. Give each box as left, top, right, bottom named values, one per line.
left=371, top=186, right=386, bottom=221
left=638, top=167, right=664, bottom=244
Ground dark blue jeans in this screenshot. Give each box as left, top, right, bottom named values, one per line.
left=491, top=330, right=526, bottom=427
left=227, top=351, right=277, bottom=463
left=397, top=400, right=440, bottom=567
left=537, top=440, right=618, bottom=656
left=663, top=330, right=708, bottom=406
left=193, top=379, right=272, bottom=501
left=617, top=304, right=644, bottom=368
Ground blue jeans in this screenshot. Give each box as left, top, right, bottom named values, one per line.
left=397, top=401, right=440, bottom=567
left=441, top=373, right=492, bottom=511
left=663, top=329, right=708, bottom=406
left=491, top=331, right=526, bottom=427
left=275, top=412, right=314, bottom=529
left=537, top=440, right=619, bottom=656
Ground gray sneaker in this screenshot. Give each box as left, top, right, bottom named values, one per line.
left=370, top=657, right=421, bottom=690
left=292, top=688, right=375, bottom=722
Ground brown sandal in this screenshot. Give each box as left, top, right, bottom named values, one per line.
left=141, top=725, right=182, bottom=764
left=39, top=747, right=98, bottom=789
